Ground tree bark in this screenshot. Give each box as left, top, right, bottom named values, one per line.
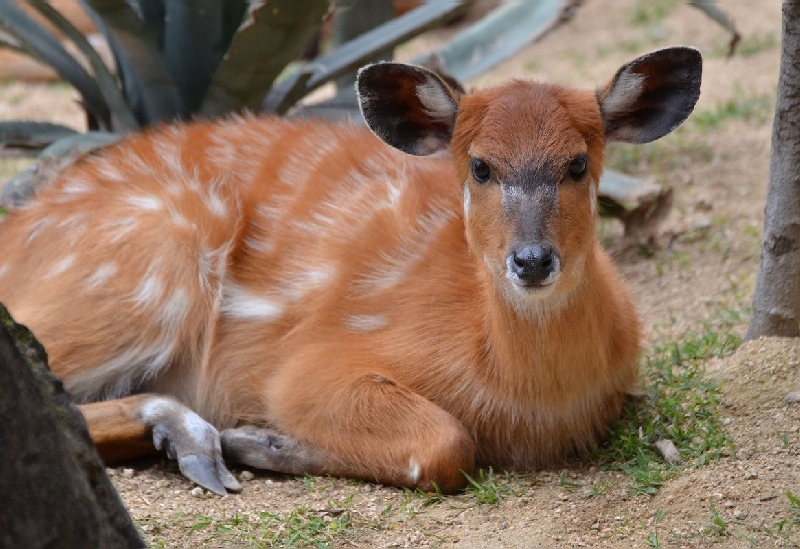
left=746, top=3, right=800, bottom=340
left=0, top=304, right=145, bottom=549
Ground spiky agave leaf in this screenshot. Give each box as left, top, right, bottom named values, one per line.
left=200, top=0, right=330, bottom=117
left=29, top=0, right=139, bottom=132
left=81, top=0, right=183, bottom=124
left=0, top=1, right=111, bottom=129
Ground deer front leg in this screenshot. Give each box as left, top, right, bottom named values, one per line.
left=78, top=394, right=241, bottom=495
left=221, top=370, right=476, bottom=493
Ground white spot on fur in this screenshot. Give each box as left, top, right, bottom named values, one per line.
left=96, top=159, right=129, bottom=183
left=0, top=264, right=8, bottom=279
left=158, top=288, right=189, bottom=333
left=416, top=79, right=455, bottom=124
left=279, top=263, right=337, bottom=302
left=26, top=214, right=57, bottom=243
left=204, top=180, right=228, bottom=218
left=86, top=262, right=118, bottom=290
left=105, top=216, right=138, bottom=243
left=346, top=314, right=388, bottom=332
left=354, top=202, right=454, bottom=294
left=134, top=275, right=163, bottom=308
left=244, top=235, right=274, bottom=254
left=277, top=130, right=342, bottom=188
left=47, top=254, right=75, bottom=278
left=221, top=282, right=284, bottom=321
left=124, top=195, right=163, bottom=211
left=61, top=179, right=94, bottom=195
left=408, top=458, right=421, bottom=483
left=602, top=70, right=645, bottom=117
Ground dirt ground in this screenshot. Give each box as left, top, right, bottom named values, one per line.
left=1, top=0, right=799, bottom=547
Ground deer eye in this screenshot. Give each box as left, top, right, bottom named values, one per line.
left=568, top=155, right=587, bottom=180
left=471, top=158, right=491, bottom=183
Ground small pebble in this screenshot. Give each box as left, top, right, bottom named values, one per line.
left=743, top=471, right=758, bottom=480
left=655, top=439, right=682, bottom=464
left=786, top=391, right=800, bottom=404
left=239, top=470, right=255, bottom=481
left=190, top=486, right=204, bottom=498
left=121, top=468, right=135, bottom=478
left=733, top=509, right=748, bottom=520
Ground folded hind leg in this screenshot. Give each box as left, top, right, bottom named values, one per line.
left=221, top=357, right=476, bottom=493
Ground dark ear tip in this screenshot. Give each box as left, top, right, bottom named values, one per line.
left=646, top=45, right=703, bottom=72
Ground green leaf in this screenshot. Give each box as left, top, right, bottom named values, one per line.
left=424, top=0, right=568, bottom=82
left=82, top=0, right=183, bottom=124
left=264, top=0, right=465, bottom=114
left=29, top=0, right=139, bottom=132
left=201, top=0, right=329, bottom=116
left=163, top=0, right=225, bottom=113
left=133, top=0, right=166, bottom=51
left=0, top=121, right=79, bottom=150
left=0, top=2, right=111, bottom=129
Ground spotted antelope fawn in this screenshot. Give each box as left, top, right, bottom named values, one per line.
left=0, top=47, right=701, bottom=495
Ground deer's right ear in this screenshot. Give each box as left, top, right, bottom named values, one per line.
left=598, top=46, right=702, bottom=144
left=356, top=62, right=460, bottom=156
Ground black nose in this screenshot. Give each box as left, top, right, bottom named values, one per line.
left=510, top=244, right=558, bottom=285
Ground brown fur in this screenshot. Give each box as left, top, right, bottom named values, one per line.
left=0, top=70, right=651, bottom=492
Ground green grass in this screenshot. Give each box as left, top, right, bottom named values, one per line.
left=692, top=92, right=774, bottom=132
left=190, top=500, right=355, bottom=548
left=629, top=0, right=679, bottom=26
left=597, top=319, right=741, bottom=495
left=704, top=503, right=730, bottom=537
left=463, top=467, right=526, bottom=505
left=605, top=132, right=714, bottom=176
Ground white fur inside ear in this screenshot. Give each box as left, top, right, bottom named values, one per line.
left=602, top=69, right=645, bottom=116
left=416, top=78, right=456, bottom=124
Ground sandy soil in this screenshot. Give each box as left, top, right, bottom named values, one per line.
left=2, top=1, right=798, bottom=547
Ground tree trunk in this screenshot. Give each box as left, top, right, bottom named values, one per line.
left=0, top=304, right=145, bottom=549
left=746, top=3, right=800, bottom=340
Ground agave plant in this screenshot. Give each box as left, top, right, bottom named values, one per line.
left=0, top=0, right=741, bottom=243
left=0, top=0, right=332, bottom=135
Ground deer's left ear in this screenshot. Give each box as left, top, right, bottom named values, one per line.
left=356, top=62, right=461, bottom=156
left=598, top=46, right=702, bottom=144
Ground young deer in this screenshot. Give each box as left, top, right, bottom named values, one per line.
left=0, top=47, right=701, bottom=495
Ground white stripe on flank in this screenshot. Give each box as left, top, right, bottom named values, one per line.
left=221, top=282, right=284, bottom=321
